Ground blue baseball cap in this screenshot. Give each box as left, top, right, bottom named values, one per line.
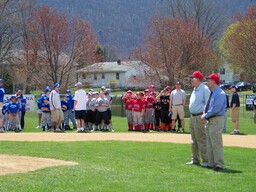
left=229, top=85, right=237, bottom=89
left=66, top=89, right=71, bottom=93
left=10, top=95, right=17, bottom=100
left=44, top=88, right=51, bottom=93
left=64, top=94, right=69, bottom=97
left=54, top=83, right=60, bottom=87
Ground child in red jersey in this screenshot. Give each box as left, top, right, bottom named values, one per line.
left=132, top=92, right=145, bottom=131
left=124, top=93, right=134, bottom=131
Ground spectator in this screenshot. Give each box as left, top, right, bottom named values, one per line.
left=229, top=85, right=240, bottom=135
left=201, top=73, right=226, bottom=171
left=187, top=71, right=210, bottom=167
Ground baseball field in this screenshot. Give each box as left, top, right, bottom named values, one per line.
left=0, top=113, right=256, bottom=192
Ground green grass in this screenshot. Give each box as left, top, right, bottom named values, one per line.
left=0, top=141, right=255, bottom=192
left=23, top=112, right=256, bottom=134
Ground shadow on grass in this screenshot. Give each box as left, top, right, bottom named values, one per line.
left=218, top=168, right=243, bottom=174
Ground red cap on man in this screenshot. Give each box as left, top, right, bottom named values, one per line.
left=206, top=73, right=220, bottom=84
left=189, top=71, right=204, bottom=80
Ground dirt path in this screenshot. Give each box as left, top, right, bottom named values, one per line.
left=1, top=132, right=256, bottom=149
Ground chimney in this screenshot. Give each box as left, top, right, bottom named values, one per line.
left=117, top=59, right=121, bottom=65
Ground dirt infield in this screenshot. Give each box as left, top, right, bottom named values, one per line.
left=0, top=132, right=256, bottom=148
left=0, top=155, right=78, bottom=176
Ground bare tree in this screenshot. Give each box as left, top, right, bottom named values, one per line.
left=166, top=0, right=227, bottom=42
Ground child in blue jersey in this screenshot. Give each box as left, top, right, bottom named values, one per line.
left=66, top=90, right=77, bottom=129
left=0, top=79, right=5, bottom=133
left=41, top=96, right=51, bottom=131
left=7, top=95, right=21, bottom=132
left=61, top=94, right=69, bottom=130
left=16, top=90, right=26, bottom=129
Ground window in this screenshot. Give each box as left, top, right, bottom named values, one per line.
left=220, top=68, right=225, bottom=75
left=94, top=73, right=97, bottom=80
left=116, top=73, right=119, bottom=80
left=102, top=73, right=105, bottom=79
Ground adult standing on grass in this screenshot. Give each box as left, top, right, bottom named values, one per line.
left=201, top=73, right=226, bottom=171
left=73, top=82, right=87, bottom=132
left=16, top=89, right=26, bottom=130
left=169, top=81, right=186, bottom=132
left=229, top=85, right=240, bottom=135
left=187, top=71, right=210, bottom=167
left=66, top=90, right=77, bottom=130
left=0, top=79, right=5, bottom=133
left=49, top=83, right=63, bottom=132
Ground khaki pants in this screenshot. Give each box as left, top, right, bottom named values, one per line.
left=172, top=105, right=184, bottom=119
left=231, top=107, right=239, bottom=123
left=205, top=116, right=224, bottom=168
left=189, top=115, right=208, bottom=164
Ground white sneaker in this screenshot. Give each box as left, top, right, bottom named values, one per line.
left=0, top=128, right=4, bottom=133
left=36, top=125, right=41, bottom=129
left=111, top=129, right=115, bottom=132
left=77, top=128, right=84, bottom=133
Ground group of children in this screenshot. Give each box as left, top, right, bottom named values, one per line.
left=1, top=92, right=26, bottom=132
left=37, top=86, right=113, bottom=132
left=123, top=85, right=182, bottom=132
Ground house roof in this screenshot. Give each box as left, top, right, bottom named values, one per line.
left=76, top=61, right=145, bottom=73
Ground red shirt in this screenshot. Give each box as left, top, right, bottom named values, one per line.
left=132, top=99, right=145, bottom=112
left=125, top=99, right=134, bottom=110
left=145, top=96, right=154, bottom=108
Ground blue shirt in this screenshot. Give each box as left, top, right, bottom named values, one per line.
left=67, top=95, right=74, bottom=109
left=7, top=102, right=20, bottom=114
left=231, top=92, right=240, bottom=107
left=61, top=100, right=69, bottom=112
left=20, top=96, right=26, bottom=112
left=189, top=83, right=210, bottom=114
left=0, top=86, right=5, bottom=102
left=41, top=103, right=50, bottom=113
left=204, top=86, right=227, bottom=119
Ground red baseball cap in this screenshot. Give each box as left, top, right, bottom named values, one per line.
left=206, top=73, right=220, bottom=84
left=127, top=90, right=132, bottom=93
left=149, top=85, right=155, bottom=89
left=166, top=86, right=172, bottom=90
left=144, top=89, right=150, bottom=92
left=189, top=71, right=204, bottom=80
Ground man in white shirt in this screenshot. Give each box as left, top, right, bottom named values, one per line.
left=169, top=81, right=186, bottom=132
left=74, top=82, right=87, bottom=132
left=49, top=83, right=63, bottom=132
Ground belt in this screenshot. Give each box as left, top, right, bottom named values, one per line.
left=208, top=115, right=222, bottom=120
left=173, top=104, right=183, bottom=106
left=191, top=112, right=203, bottom=116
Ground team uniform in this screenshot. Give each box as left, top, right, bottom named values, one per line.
left=124, top=96, right=134, bottom=131
left=61, top=97, right=69, bottom=130
left=18, top=95, right=26, bottom=129
left=66, top=92, right=77, bottom=129
left=95, top=95, right=114, bottom=132
left=7, top=98, right=21, bottom=132
left=132, top=95, right=145, bottom=131
left=159, top=94, right=170, bottom=131
left=89, top=94, right=98, bottom=131
left=41, top=96, right=51, bottom=131
left=153, top=100, right=161, bottom=131
left=144, top=95, right=155, bottom=131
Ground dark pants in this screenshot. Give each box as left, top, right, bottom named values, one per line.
left=20, top=111, right=26, bottom=129
left=161, top=110, right=169, bottom=124
left=155, top=110, right=161, bottom=126
left=95, top=111, right=110, bottom=126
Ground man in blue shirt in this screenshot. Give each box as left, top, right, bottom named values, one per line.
left=187, top=71, right=210, bottom=167
left=0, top=79, right=5, bottom=133
left=229, top=85, right=240, bottom=135
left=201, top=73, right=226, bottom=171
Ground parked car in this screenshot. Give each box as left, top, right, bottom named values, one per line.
left=219, top=82, right=232, bottom=90
left=252, top=84, right=256, bottom=93
left=235, top=81, right=251, bottom=91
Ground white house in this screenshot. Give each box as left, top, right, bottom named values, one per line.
left=76, top=60, right=161, bottom=88
left=219, top=61, right=240, bottom=83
